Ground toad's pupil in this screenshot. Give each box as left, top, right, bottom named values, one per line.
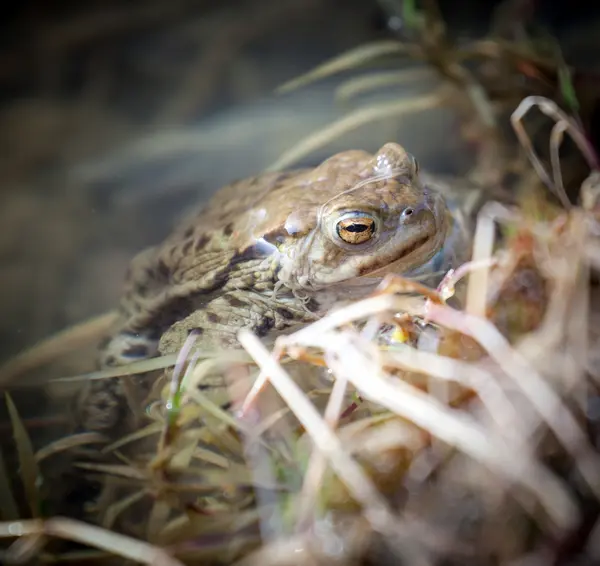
left=346, top=223, right=369, bottom=233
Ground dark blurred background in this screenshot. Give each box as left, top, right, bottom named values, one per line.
left=0, top=0, right=599, bottom=366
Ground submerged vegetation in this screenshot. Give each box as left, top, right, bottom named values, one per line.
left=2, top=1, right=600, bottom=564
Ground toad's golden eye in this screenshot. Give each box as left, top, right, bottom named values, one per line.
left=335, top=213, right=377, bottom=245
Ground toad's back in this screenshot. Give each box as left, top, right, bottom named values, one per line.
left=81, top=143, right=454, bottom=433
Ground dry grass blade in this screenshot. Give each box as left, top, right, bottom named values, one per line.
left=39, top=549, right=111, bottom=562
left=581, top=171, right=600, bottom=211
left=74, top=129, right=216, bottom=180
left=102, top=422, right=163, bottom=454
left=252, top=389, right=325, bottom=437
left=182, top=353, right=252, bottom=394
left=511, top=96, right=599, bottom=208
left=147, top=500, right=171, bottom=544
left=240, top=435, right=284, bottom=543
left=53, top=348, right=252, bottom=384
left=0, top=445, right=19, bottom=520
left=319, top=331, right=577, bottom=529
left=237, top=329, right=431, bottom=561
left=233, top=527, right=367, bottom=566
left=266, top=92, right=445, bottom=171
left=0, top=311, right=118, bottom=386
left=159, top=507, right=259, bottom=545
left=381, top=345, right=525, bottom=438
left=287, top=293, right=422, bottom=346
left=427, top=302, right=600, bottom=500
left=4, top=531, right=47, bottom=563
left=102, top=489, right=147, bottom=530
left=74, top=462, right=147, bottom=481
left=241, top=294, right=422, bottom=415
left=52, top=352, right=181, bottom=383
left=182, top=359, right=279, bottom=458
left=515, top=214, right=589, bottom=362
left=334, top=67, right=436, bottom=104
left=185, top=388, right=244, bottom=433
left=169, top=434, right=198, bottom=469
left=465, top=201, right=500, bottom=317
left=191, top=446, right=231, bottom=469
left=182, top=412, right=246, bottom=458
left=5, top=393, right=41, bottom=518
left=550, top=120, right=571, bottom=205
left=35, top=432, right=107, bottom=463
left=296, top=374, right=348, bottom=529
left=0, top=516, right=185, bottom=566
left=276, top=40, right=412, bottom=94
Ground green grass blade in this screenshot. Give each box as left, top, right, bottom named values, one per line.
left=402, top=0, right=425, bottom=30
left=0, top=445, right=20, bottom=520
left=558, top=65, right=580, bottom=116
left=5, top=393, right=42, bottom=517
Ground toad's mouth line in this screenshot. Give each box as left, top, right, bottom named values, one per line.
left=358, top=233, right=433, bottom=278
